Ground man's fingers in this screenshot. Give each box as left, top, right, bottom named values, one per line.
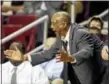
left=6, top=56, right=21, bottom=61
left=56, top=55, right=61, bottom=59
left=60, top=49, right=67, bottom=54
left=6, top=56, right=12, bottom=59
left=14, top=45, right=20, bottom=52
left=4, top=50, right=13, bottom=56
left=56, top=56, right=61, bottom=62
left=4, top=50, right=14, bottom=53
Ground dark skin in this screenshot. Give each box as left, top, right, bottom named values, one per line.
left=4, top=13, right=76, bottom=63
left=5, top=43, right=24, bottom=66
left=4, top=45, right=26, bottom=61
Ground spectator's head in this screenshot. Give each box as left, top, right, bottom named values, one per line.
left=88, top=16, right=103, bottom=35
left=51, top=11, right=71, bottom=36
left=51, top=78, right=63, bottom=84
left=44, top=37, right=56, bottom=50
left=9, top=42, right=25, bottom=54
left=9, top=41, right=25, bottom=66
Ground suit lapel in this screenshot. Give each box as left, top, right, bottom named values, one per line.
left=69, top=23, right=78, bottom=54
left=69, top=23, right=77, bottom=40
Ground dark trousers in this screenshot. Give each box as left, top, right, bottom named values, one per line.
left=100, top=67, right=109, bottom=84
left=61, top=63, right=81, bottom=84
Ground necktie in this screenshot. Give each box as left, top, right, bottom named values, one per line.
left=62, top=41, right=68, bottom=51
left=61, top=41, right=68, bottom=84
left=61, top=41, right=80, bottom=84
left=11, top=67, right=17, bottom=84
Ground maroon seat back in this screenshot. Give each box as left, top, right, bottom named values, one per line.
left=7, top=15, right=37, bottom=52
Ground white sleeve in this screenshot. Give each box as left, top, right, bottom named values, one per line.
left=32, top=65, right=50, bottom=84
left=27, top=54, right=32, bottom=62
left=24, top=54, right=32, bottom=62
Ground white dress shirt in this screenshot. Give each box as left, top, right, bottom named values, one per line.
left=1, top=61, right=49, bottom=84
left=61, top=26, right=71, bottom=55
left=61, top=27, right=76, bottom=63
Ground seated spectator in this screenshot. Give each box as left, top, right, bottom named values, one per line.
left=40, top=37, right=64, bottom=83
left=88, top=16, right=109, bottom=84
left=101, top=40, right=109, bottom=84
left=87, top=16, right=108, bottom=42
left=88, top=16, right=103, bottom=34
left=1, top=1, right=24, bottom=16
left=87, top=16, right=108, bottom=61
left=1, top=42, right=49, bottom=84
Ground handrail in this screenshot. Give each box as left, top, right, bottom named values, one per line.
left=1, top=15, right=49, bottom=44
left=79, top=9, right=108, bottom=26
left=26, top=44, right=44, bottom=55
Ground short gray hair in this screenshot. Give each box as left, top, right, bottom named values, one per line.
left=53, top=11, right=71, bottom=24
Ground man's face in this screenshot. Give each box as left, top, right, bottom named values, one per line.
left=89, top=20, right=102, bottom=34
left=51, top=14, right=68, bottom=36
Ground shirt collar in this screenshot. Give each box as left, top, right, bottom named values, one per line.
left=8, top=61, right=25, bottom=72
left=61, top=26, right=71, bottom=42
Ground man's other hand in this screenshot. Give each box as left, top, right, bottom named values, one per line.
left=56, top=49, right=75, bottom=62
left=4, top=46, right=24, bottom=61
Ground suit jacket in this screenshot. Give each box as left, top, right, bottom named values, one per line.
left=31, top=23, right=101, bottom=84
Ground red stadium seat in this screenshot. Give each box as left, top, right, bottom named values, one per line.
left=2, top=24, right=25, bottom=49
left=7, top=15, right=37, bottom=52
left=8, top=15, right=37, bottom=26
left=2, top=24, right=36, bottom=52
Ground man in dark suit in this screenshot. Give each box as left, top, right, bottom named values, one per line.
left=4, top=11, right=101, bottom=84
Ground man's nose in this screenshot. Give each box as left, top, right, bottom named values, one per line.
left=51, top=25, right=56, bottom=31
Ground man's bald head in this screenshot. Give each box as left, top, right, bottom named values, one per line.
left=51, top=11, right=71, bottom=36
left=51, top=11, right=71, bottom=25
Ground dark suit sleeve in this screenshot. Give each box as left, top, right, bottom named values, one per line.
left=72, top=29, right=94, bottom=65
left=92, top=34, right=104, bottom=50
left=30, top=37, right=60, bottom=66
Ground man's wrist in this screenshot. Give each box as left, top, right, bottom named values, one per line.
left=68, top=56, right=74, bottom=62
left=69, top=56, right=76, bottom=63
left=24, top=54, right=32, bottom=62
left=23, top=56, right=28, bottom=61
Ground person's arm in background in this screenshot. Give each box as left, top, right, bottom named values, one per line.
left=91, top=35, right=108, bottom=60
left=32, top=65, right=50, bottom=84
left=101, top=41, right=109, bottom=60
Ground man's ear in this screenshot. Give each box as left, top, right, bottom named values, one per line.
left=63, top=22, right=67, bottom=28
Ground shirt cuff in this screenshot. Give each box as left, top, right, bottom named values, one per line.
left=25, top=54, right=32, bottom=62
left=71, top=57, right=76, bottom=64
